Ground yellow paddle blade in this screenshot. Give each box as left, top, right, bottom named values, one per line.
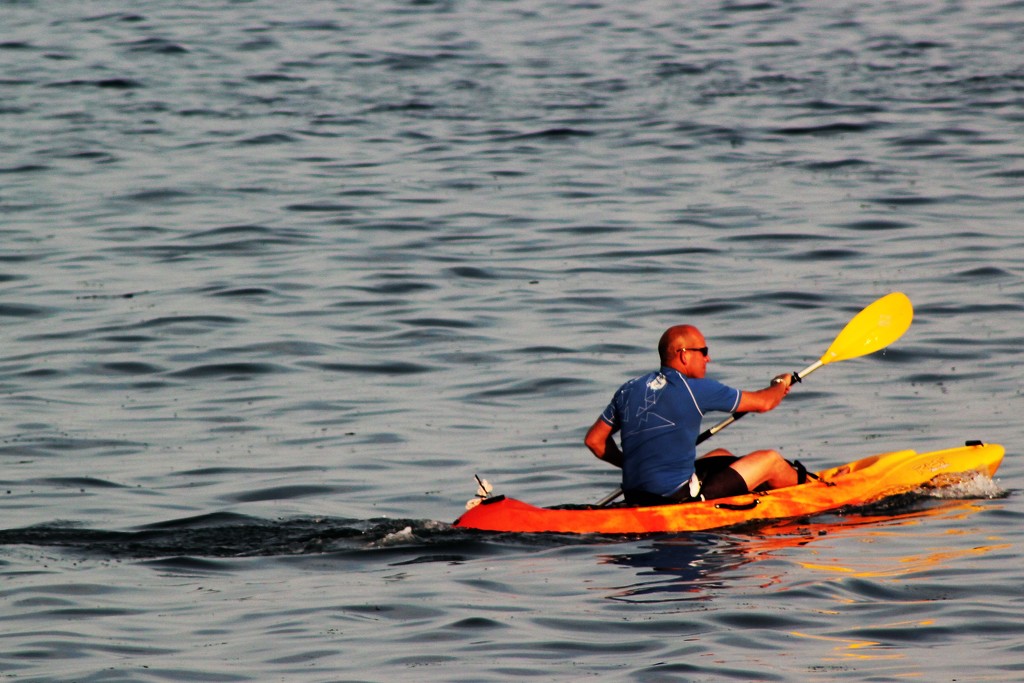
left=821, top=292, right=913, bottom=364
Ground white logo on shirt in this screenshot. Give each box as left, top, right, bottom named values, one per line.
left=647, top=374, right=667, bottom=390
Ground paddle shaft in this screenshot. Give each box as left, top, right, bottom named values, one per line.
left=594, top=357, right=826, bottom=507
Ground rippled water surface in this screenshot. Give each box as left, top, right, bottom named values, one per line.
left=2, top=1, right=1022, bottom=680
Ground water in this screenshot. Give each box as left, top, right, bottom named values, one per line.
left=2, top=0, right=1022, bottom=680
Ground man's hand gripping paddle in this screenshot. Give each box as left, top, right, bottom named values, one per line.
left=595, top=292, right=915, bottom=506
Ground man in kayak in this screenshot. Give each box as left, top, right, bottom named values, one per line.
left=585, top=324, right=799, bottom=505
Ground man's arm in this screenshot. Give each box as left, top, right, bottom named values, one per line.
left=736, top=373, right=792, bottom=413
left=584, top=418, right=623, bottom=468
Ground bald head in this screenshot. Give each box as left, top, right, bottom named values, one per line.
left=658, top=325, right=704, bottom=365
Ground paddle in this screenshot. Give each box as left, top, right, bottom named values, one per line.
left=595, top=292, right=914, bottom=506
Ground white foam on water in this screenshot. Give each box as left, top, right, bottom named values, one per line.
left=924, top=472, right=1006, bottom=500
left=376, top=525, right=416, bottom=547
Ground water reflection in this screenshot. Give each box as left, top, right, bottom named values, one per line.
left=598, top=499, right=1002, bottom=603
left=599, top=534, right=765, bottom=603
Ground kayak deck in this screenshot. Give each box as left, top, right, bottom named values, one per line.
left=453, top=442, right=1004, bottom=534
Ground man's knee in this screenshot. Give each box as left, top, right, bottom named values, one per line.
left=736, top=449, right=782, bottom=472
left=729, top=449, right=793, bottom=490
left=748, top=449, right=783, bottom=461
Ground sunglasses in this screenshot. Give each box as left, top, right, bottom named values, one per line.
left=678, top=346, right=709, bottom=357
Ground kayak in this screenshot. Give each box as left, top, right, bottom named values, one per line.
left=453, top=441, right=1004, bottom=534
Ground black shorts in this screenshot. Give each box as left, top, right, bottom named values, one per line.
left=623, top=455, right=749, bottom=507
left=691, top=456, right=749, bottom=500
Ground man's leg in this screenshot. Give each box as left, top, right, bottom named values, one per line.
left=729, top=449, right=798, bottom=492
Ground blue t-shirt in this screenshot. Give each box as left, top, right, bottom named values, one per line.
left=600, top=368, right=741, bottom=497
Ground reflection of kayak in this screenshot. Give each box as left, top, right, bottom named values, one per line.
left=453, top=442, right=1004, bottom=534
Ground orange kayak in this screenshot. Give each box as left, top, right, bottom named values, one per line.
left=453, top=442, right=1004, bottom=534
